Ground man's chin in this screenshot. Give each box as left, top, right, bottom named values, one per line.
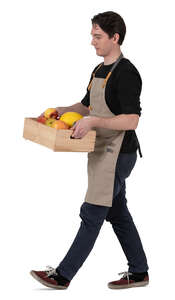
left=96, top=51, right=103, bottom=57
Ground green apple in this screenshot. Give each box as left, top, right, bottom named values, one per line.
left=45, top=118, right=56, bottom=127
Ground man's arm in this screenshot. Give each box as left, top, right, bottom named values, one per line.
left=56, top=102, right=90, bottom=116
left=91, top=114, right=139, bottom=130
left=71, top=114, right=139, bottom=139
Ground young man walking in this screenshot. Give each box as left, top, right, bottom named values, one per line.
left=30, top=11, right=149, bottom=290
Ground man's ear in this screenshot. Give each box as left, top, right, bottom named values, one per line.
left=113, top=33, right=120, bottom=43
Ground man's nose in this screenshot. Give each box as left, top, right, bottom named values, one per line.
left=91, top=39, right=96, bottom=46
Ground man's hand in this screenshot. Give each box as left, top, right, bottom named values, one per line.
left=71, top=116, right=96, bottom=138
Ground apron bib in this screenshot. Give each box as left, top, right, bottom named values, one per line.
left=84, top=53, right=125, bottom=207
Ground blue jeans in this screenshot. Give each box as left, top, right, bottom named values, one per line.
left=56, top=152, right=149, bottom=281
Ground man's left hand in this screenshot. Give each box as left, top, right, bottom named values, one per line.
left=71, top=116, right=96, bottom=138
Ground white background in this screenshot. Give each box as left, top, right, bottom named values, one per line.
left=0, top=0, right=174, bottom=299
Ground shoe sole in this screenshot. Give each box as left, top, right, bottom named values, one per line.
left=30, top=271, right=68, bottom=290
left=108, top=280, right=149, bottom=289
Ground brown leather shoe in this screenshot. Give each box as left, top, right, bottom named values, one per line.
left=30, top=266, right=70, bottom=289
left=108, top=271, right=149, bottom=289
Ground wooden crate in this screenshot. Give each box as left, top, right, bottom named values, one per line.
left=23, top=117, right=96, bottom=152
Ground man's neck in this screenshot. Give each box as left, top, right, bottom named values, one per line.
left=103, top=49, right=122, bottom=65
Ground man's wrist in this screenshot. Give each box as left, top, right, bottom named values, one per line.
left=90, top=116, right=99, bottom=127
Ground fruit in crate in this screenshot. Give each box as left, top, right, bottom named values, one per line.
left=37, top=116, right=47, bottom=124
left=60, top=112, right=83, bottom=127
left=45, top=118, right=56, bottom=127
left=51, top=120, right=70, bottom=129
left=44, top=108, right=59, bottom=119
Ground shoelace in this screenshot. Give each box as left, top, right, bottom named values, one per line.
left=118, top=271, right=133, bottom=284
left=45, top=265, right=58, bottom=277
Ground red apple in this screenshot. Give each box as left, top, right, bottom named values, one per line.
left=37, top=116, right=47, bottom=124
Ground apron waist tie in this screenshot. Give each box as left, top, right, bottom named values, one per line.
left=137, top=143, right=143, bottom=158
left=134, top=133, right=143, bottom=158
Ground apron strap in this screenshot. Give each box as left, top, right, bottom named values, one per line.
left=102, top=52, right=124, bottom=88
left=88, top=52, right=124, bottom=91
left=88, top=63, right=103, bottom=91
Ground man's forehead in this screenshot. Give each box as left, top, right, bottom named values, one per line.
left=91, top=24, right=103, bottom=35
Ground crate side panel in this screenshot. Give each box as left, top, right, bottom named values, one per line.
left=23, top=118, right=39, bottom=142
left=38, top=123, right=57, bottom=150
left=54, top=129, right=96, bottom=152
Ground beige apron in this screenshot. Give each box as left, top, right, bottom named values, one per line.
left=84, top=53, right=125, bottom=207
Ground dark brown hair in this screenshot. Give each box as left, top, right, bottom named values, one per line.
left=91, top=11, right=126, bottom=45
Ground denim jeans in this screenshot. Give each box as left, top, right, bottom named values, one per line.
left=56, top=152, right=149, bottom=281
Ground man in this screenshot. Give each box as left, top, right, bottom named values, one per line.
left=30, top=11, right=149, bottom=290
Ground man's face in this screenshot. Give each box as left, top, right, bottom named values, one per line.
left=90, top=23, right=119, bottom=57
